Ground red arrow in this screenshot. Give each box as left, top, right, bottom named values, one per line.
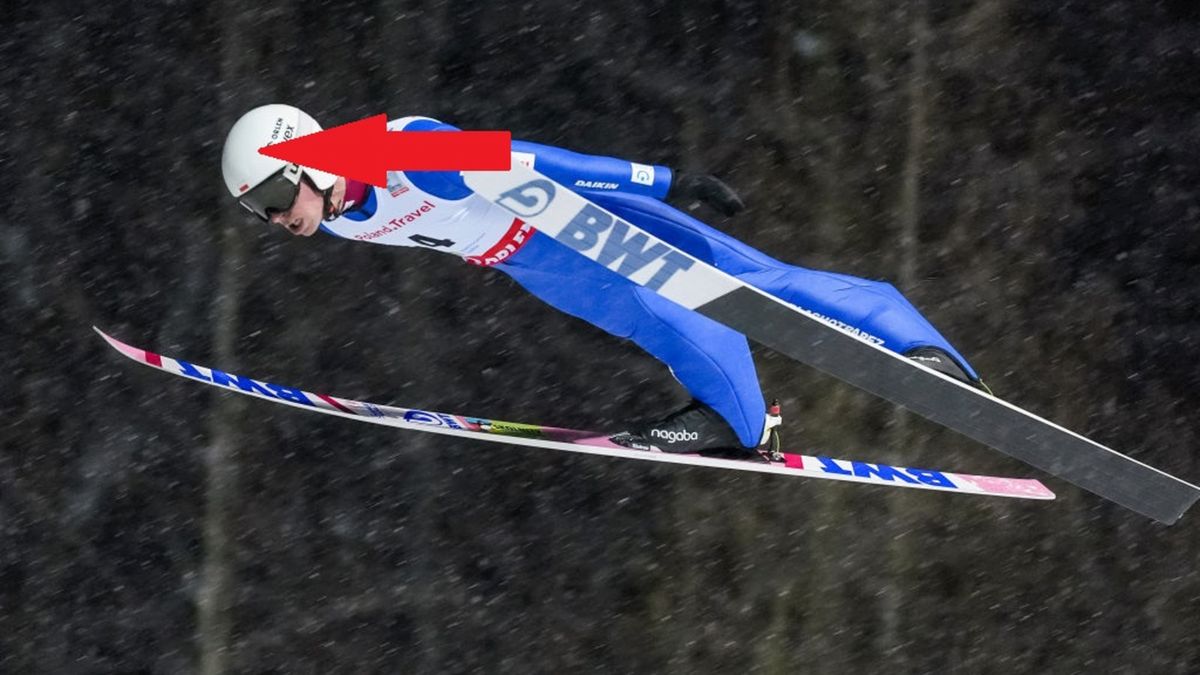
left=257, top=114, right=512, bottom=187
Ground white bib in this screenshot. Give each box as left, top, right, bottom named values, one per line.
left=321, top=117, right=533, bottom=265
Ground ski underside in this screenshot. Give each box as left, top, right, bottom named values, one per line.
left=97, top=328, right=1053, bottom=502
left=462, top=164, right=1200, bottom=524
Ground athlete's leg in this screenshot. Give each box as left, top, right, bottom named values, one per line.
left=497, top=231, right=766, bottom=447
left=589, top=191, right=978, bottom=379
left=732, top=267, right=978, bottom=379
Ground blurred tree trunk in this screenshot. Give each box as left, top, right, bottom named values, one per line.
left=879, top=0, right=930, bottom=664
left=196, top=212, right=248, bottom=675
left=369, top=1, right=452, bottom=668
left=195, top=3, right=262, bottom=673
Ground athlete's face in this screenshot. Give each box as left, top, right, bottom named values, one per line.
left=267, top=178, right=325, bottom=237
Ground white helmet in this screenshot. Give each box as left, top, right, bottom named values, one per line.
left=221, top=104, right=337, bottom=220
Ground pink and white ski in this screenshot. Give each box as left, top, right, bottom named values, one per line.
left=96, top=328, right=1054, bottom=502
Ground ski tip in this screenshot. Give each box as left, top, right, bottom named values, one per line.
left=93, top=327, right=154, bottom=365
left=93, top=326, right=125, bottom=352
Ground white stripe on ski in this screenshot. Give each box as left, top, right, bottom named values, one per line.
left=95, top=327, right=1053, bottom=501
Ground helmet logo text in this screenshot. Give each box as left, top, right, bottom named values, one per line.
left=269, top=118, right=296, bottom=143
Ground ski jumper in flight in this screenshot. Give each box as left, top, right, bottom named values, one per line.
left=221, top=104, right=983, bottom=455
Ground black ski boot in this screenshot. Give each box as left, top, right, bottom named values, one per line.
left=903, top=346, right=992, bottom=394
left=611, top=400, right=748, bottom=455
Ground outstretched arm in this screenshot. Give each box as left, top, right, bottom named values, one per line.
left=511, top=140, right=744, bottom=216
left=390, top=116, right=743, bottom=215
left=510, top=139, right=672, bottom=200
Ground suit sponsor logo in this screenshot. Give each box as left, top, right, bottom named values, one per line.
left=493, top=179, right=695, bottom=291
left=352, top=200, right=437, bottom=241
left=465, top=218, right=534, bottom=266
left=557, top=203, right=695, bottom=291
left=630, top=162, right=655, bottom=186
left=390, top=199, right=436, bottom=226
left=803, top=310, right=884, bottom=345
left=574, top=180, right=620, bottom=190
left=496, top=179, right=556, bottom=217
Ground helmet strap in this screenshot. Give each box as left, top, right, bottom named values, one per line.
left=296, top=173, right=337, bottom=220
left=321, top=185, right=336, bottom=220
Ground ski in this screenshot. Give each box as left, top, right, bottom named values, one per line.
left=461, top=165, right=1200, bottom=524
left=96, top=328, right=1053, bottom=502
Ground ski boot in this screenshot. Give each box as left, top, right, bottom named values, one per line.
left=610, top=399, right=743, bottom=454
left=611, top=399, right=784, bottom=459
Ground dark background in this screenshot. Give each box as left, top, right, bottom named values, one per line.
left=3, top=0, right=1200, bottom=672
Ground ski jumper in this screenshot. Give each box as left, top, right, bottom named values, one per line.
left=319, top=117, right=977, bottom=448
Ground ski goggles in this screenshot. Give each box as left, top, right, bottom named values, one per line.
left=237, top=163, right=304, bottom=222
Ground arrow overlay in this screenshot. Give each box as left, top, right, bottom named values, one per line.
left=258, top=113, right=511, bottom=187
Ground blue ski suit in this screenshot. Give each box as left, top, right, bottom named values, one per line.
left=321, top=117, right=977, bottom=448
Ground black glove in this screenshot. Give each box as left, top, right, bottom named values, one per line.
left=669, top=171, right=746, bottom=216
